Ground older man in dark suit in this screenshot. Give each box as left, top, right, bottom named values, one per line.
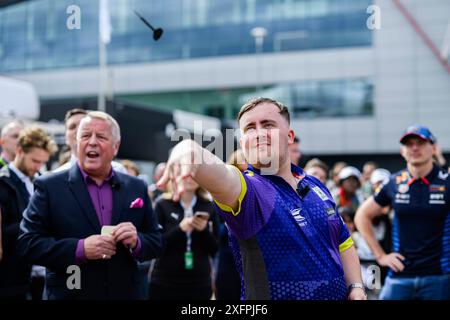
left=17, top=111, right=162, bottom=299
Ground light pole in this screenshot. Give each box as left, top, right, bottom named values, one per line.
left=250, top=27, right=267, bottom=93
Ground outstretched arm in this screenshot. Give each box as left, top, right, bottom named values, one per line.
left=157, top=139, right=242, bottom=211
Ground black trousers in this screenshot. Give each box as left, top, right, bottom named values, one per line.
left=30, top=275, right=45, bottom=300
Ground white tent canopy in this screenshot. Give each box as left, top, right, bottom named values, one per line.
left=173, top=110, right=221, bottom=137
left=0, top=75, right=39, bottom=120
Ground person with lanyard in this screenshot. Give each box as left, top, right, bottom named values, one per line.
left=157, top=97, right=366, bottom=300
left=355, top=125, right=450, bottom=300
left=149, top=176, right=219, bottom=300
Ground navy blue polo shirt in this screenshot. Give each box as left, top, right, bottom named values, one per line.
left=374, top=165, right=450, bottom=277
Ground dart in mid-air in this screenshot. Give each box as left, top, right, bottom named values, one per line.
left=133, top=10, right=163, bottom=41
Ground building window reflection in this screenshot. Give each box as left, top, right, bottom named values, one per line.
left=239, top=78, right=374, bottom=118
left=0, top=0, right=372, bottom=72
left=118, top=78, right=373, bottom=120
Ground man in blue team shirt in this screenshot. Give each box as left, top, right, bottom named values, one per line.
left=355, top=125, right=450, bottom=300
left=158, top=97, right=366, bottom=300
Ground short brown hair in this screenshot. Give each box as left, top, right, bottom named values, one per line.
left=304, top=158, right=329, bottom=178
left=64, top=108, right=87, bottom=124
left=237, top=97, right=290, bottom=124
left=121, top=159, right=140, bottom=176
left=18, top=127, right=58, bottom=155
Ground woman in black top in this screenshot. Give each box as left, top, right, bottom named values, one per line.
left=149, top=177, right=219, bottom=300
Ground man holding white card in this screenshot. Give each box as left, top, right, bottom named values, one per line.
left=17, top=111, right=162, bottom=299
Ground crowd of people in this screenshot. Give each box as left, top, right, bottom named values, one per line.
left=0, top=98, right=449, bottom=300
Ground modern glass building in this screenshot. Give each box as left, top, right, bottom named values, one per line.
left=1, top=0, right=449, bottom=159
left=0, top=0, right=373, bottom=119
left=0, top=0, right=372, bottom=70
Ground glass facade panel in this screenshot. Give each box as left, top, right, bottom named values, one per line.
left=0, top=0, right=372, bottom=72
left=118, top=78, right=373, bottom=120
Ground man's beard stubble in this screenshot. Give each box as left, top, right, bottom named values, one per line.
left=17, top=159, right=35, bottom=180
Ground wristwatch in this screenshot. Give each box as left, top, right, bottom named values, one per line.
left=348, top=283, right=367, bottom=296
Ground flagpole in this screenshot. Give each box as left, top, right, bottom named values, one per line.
left=98, top=0, right=111, bottom=112
left=98, top=37, right=107, bottom=112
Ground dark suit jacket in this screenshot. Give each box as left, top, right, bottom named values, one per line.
left=0, top=166, right=31, bottom=297
left=17, top=164, right=163, bottom=299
